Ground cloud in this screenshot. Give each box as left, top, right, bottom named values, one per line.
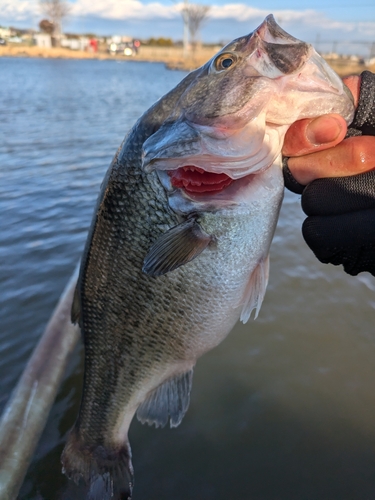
left=1, top=0, right=374, bottom=44
left=1, top=0, right=36, bottom=21
left=208, top=5, right=315, bottom=22
left=70, top=0, right=179, bottom=20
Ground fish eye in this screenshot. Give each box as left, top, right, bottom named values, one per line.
left=214, top=53, right=237, bottom=71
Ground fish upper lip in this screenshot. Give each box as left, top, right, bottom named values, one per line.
left=142, top=113, right=282, bottom=179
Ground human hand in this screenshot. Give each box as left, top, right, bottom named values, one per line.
left=282, top=71, right=375, bottom=276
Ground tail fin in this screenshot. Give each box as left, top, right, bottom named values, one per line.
left=61, top=428, right=134, bottom=500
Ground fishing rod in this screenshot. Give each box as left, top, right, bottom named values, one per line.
left=0, top=268, right=80, bottom=500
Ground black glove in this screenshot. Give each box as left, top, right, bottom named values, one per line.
left=283, top=71, right=375, bottom=276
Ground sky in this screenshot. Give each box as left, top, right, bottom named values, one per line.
left=1, top=0, right=375, bottom=55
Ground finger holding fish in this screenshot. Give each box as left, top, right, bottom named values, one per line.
left=282, top=75, right=375, bottom=185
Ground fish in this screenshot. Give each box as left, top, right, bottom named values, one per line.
left=61, top=15, right=354, bottom=500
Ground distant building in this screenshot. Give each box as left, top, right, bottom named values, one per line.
left=324, top=52, right=339, bottom=60
left=34, top=33, right=52, bottom=48
left=0, top=27, right=11, bottom=39
left=60, top=36, right=89, bottom=51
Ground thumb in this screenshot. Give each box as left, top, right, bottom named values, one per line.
left=282, top=114, right=347, bottom=157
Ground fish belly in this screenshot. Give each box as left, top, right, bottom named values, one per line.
left=61, top=162, right=283, bottom=499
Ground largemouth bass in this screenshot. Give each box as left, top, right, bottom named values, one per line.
left=61, top=15, right=354, bottom=499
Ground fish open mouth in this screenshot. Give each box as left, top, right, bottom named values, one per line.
left=168, top=166, right=234, bottom=194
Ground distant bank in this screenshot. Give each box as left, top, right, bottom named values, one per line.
left=0, top=44, right=373, bottom=76
left=0, top=44, right=215, bottom=71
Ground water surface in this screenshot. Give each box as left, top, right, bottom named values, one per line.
left=1, top=57, right=375, bottom=500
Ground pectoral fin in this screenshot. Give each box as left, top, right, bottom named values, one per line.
left=136, top=369, right=194, bottom=428
left=142, top=219, right=212, bottom=276
left=240, top=256, right=270, bottom=323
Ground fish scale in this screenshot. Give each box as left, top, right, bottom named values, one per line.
left=61, top=15, right=354, bottom=499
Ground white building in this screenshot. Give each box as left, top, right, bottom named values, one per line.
left=34, top=33, right=52, bottom=48
left=60, top=36, right=89, bottom=51
left=0, top=27, right=11, bottom=39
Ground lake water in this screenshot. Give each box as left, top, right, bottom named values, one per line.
left=1, top=57, right=375, bottom=500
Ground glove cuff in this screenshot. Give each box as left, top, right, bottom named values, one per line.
left=282, top=157, right=306, bottom=194
left=349, top=71, right=375, bottom=135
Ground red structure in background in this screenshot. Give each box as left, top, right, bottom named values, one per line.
left=88, top=38, right=98, bottom=53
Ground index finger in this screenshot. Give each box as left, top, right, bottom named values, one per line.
left=287, top=135, right=375, bottom=185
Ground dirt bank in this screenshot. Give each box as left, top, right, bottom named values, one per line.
left=1, top=44, right=373, bottom=77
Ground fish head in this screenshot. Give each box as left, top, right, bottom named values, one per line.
left=177, top=14, right=314, bottom=128
left=142, top=15, right=354, bottom=209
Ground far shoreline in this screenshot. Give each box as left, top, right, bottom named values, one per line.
left=1, top=44, right=373, bottom=76
left=0, top=44, right=215, bottom=72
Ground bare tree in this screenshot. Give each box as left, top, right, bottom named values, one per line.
left=39, top=0, right=70, bottom=45
left=182, top=3, right=210, bottom=52
left=181, top=0, right=189, bottom=57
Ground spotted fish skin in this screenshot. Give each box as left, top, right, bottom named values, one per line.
left=61, top=15, right=354, bottom=500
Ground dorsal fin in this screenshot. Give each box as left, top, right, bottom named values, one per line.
left=136, top=369, right=194, bottom=428
left=142, top=219, right=212, bottom=277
